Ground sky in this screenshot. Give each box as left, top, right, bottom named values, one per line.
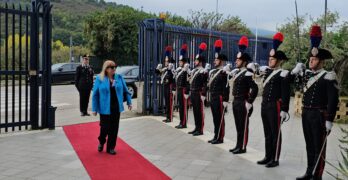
left=107, top=0, right=348, bottom=31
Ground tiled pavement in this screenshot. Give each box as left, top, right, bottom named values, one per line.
left=0, top=97, right=345, bottom=179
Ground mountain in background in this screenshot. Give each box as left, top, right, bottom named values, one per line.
left=250, top=28, right=275, bottom=38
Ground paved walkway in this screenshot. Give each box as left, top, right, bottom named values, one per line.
left=0, top=95, right=345, bottom=179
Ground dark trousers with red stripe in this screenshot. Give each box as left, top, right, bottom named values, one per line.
left=191, top=91, right=204, bottom=133
left=177, top=88, right=188, bottom=126
left=232, top=98, right=249, bottom=150
left=211, top=95, right=225, bottom=141
left=261, top=100, right=282, bottom=162
left=302, top=108, right=327, bottom=178
left=163, top=84, right=173, bottom=121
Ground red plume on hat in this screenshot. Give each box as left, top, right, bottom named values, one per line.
left=238, top=36, right=248, bottom=53
left=198, top=42, right=207, bottom=54
left=272, top=32, right=284, bottom=51
left=164, top=46, right=172, bottom=60
left=214, top=39, right=223, bottom=56
left=310, top=25, right=322, bottom=48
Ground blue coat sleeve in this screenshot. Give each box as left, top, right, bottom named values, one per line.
left=120, top=75, right=132, bottom=105
left=92, top=76, right=100, bottom=113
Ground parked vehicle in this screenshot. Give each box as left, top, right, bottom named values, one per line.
left=116, top=66, right=139, bottom=98
left=50, top=63, right=80, bottom=84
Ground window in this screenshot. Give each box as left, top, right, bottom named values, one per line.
left=131, top=68, right=139, bottom=77
left=62, top=64, right=72, bottom=72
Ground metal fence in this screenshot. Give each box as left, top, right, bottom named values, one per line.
left=0, top=0, right=54, bottom=133
left=138, top=18, right=273, bottom=115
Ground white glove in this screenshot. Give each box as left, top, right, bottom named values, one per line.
left=168, top=63, right=174, bottom=70
left=259, top=66, right=269, bottom=75
left=280, top=111, right=289, bottom=123
left=247, top=63, right=257, bottom=73
left=200, top=96, right=206, bottom=102
left=172, top=91, right=176, bottom=96
left=325, top=121, right=333, bottom=132
left=183, top=63, right=190, bottom=72
left=291, top=63, right=305, bottom=75
left=245, top=102, right=252, bottom=111
left=184, top=94, right=189, bottom=99
left=205, top=63, right=211, bottom=70
left=223, top=64, right=232, bottom=72
left=156, top=64, right=162, bottom=70
left=223, top=102, right=229, bottom=108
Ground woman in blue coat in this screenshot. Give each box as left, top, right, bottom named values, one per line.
left=92, top=60, right=132, bottom=155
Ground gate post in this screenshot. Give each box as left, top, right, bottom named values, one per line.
left=41, top=0, right=53, bottom=129
left=29, top=0, right=40, bottom=130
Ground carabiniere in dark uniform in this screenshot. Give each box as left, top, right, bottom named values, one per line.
left=230, top=36, right=258, bottom=154
left=257, top=32, right=291, bottom=168
left=187, top=42, right=208, bottom=136
left=292, top=25, right=339, bottom=180
left=173, top=44, right=190, bottom=129
left=156, top=46, right=175, bottom=123
left=207, top=46, right=230, bottom=144
left=75, top=54, right=94, bottom=116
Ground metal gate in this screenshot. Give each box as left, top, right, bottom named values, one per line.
left=138, top=18, right=272, bottom=115
left=0, top=0, right=53, bottom=133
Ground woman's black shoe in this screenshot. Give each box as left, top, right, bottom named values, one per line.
left=107, top=149, right=117, bottom=155
left=98, top=144, right=103, bottom=152
left=265, top=160, right=279, bottom=168
left=257, top=157, right=271, bottom=165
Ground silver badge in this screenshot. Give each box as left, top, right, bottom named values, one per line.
left=269, top=49, right=275, bottom=56
left=179, top=55, right=183, bottom=60
left=196, top=54, right=200, bottom=59
left=237, top=52, right=242, bottom=59
left=215, top=52, right=219, bottom=59
left=311, top=47, right=319, bottom=56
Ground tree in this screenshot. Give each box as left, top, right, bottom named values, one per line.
left=219, top=16, right=252, bottom=35
left=163, top=12, right=193, bottom=27
left=84, top=7, right=155, bottom=65
left=188, top=10, right=224, bottom=30
left=188, top=10, right=252, bottom=35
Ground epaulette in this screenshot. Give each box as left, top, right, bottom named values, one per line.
left=245, top=71, right=253, bottom=76
left=280, top=69, right=289, bottom=77
left=324, top=71, right=337, bottom=81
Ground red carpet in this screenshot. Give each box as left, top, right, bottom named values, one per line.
left=63, top=122, right=171, bottom=180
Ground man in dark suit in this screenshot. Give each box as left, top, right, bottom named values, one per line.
left=75, top=54, right=94, bottom=116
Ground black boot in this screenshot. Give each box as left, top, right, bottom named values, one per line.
left=192, top=131, right=203, bottom=136
left=208, top=138, right=216, bottom=143
left=229, top=146, right=238, bottom=152
left=232, top=148, right=246, bottom=154
left=162, top=119, right=171, bottom=123
left=188, top=130, right=197, bottom=134
left=98, top=144, right=103, bottom=152
left=211, top=139, right=223, bottom=144
left=175, top=124, right=187, bottom=129
left=296, top=173, right=313, bottom=180
left=265, top=160, right=279, bottom=168
left=257, top=157, right=271, bottom=165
